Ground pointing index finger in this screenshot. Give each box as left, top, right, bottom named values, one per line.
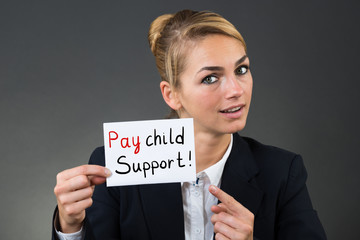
left=209, top=185, right=250, bottom=217
left=209, top=185, right=235, bottom=206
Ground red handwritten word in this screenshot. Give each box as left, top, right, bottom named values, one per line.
left=108, top=131, right=140, bottom=154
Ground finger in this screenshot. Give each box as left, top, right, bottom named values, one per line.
left=57, top=165, right=111, bottom=183
left=55, top=174, right=92, bottom=195
left=89, top=175, right=107, bottom=186
left=211, top=203, right=230, bottom=214
left=214, top=232, right=230, bottom=240
left=209, top=185, right=248, bottom=216
left=56, top=174, right=105, bottom=195
left=214, top=221, right=247, bottom=240
left=211, top=206, right=254, bottom=235
left=57, top=186, right=94, bottom=206
left=211, top=211, right=242, bottom=230
left=209, top=185, right=236, bottom=207
left=59, top=197, right=93, bottom=219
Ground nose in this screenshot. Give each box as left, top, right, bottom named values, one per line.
left=224, top=75, right=244, bottom=99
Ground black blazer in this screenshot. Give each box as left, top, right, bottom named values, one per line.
left=52, top=133, right=326, bottom=239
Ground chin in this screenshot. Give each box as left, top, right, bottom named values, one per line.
left=225, top=121, right=247, bottom=134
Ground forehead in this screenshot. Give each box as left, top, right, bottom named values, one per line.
left=184, top=34, right=246, bottom=69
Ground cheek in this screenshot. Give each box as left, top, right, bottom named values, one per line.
left=182, top=90, right=218, bottom=114
left=246, top=82, right=253, bottom=109
left=246, top=76, right=253, bottom=97
left=249, top=82, right=253, bottom=97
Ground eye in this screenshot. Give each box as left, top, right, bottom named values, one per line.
left=236, top=65, right=249, bottom=75
left=201, top=75, right=218, bottom=84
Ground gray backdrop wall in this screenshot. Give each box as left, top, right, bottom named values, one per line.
left=1, top=0, right=359, bottom=239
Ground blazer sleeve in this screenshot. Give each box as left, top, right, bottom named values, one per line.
left=275, top=155, right=327, bottom=239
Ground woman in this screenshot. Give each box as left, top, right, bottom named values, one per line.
left=53, top=10, right=326, bottom=240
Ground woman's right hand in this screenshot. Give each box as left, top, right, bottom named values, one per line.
left=54, top=165, right=112, bottom=233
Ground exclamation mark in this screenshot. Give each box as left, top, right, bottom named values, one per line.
left=189, top=150, right=192, bottom=167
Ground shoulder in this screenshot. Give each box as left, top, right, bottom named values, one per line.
left=237, top=134, right=302, bottom=168
left=233, top=133, right=307, bottom=183
left=233, top=134, right=310, bottom=209
left=240, top=135, right=298, bottom=161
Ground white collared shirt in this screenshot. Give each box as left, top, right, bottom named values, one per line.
left=56, top=135, right=233, bottom=240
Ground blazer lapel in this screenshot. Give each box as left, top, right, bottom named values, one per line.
left=220, top=134, right=264, bottom=216
left=139, top=183, right=185, bottom=240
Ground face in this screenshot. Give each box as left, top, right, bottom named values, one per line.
left=174, top=34, right=253, bottom=136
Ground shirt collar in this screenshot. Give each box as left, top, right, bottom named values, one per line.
left=199, top=134, right=233, bottom=187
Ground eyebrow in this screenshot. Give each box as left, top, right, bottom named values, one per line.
left=235, top=55, right=248, bottom=67
left=197, top=55, right=248, bottom=74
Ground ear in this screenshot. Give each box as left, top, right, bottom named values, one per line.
left=160, top=81, right=182, bottom=110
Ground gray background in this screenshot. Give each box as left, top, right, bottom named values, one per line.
left=1, top=0, right=359, bottom=239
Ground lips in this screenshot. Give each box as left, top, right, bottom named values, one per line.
left=220, top=105, right=244, bottom=113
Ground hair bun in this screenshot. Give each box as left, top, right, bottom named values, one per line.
left=148, top=14, right=173, bottom=55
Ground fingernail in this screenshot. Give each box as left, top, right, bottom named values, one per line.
left=105, top=168, right=112, bottom=177
left=210, top=185, right=217, bottom=194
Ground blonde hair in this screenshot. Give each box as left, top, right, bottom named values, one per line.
left=148, top=9, right=247, bottom=117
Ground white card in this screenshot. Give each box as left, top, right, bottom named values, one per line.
left=103, top=118, right=196, bottom=186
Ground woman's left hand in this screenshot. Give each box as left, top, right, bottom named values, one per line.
left=209, top=185, right=254, bottom=240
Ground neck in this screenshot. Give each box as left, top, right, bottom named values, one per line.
left=194, top=132, right=231, bottom=173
